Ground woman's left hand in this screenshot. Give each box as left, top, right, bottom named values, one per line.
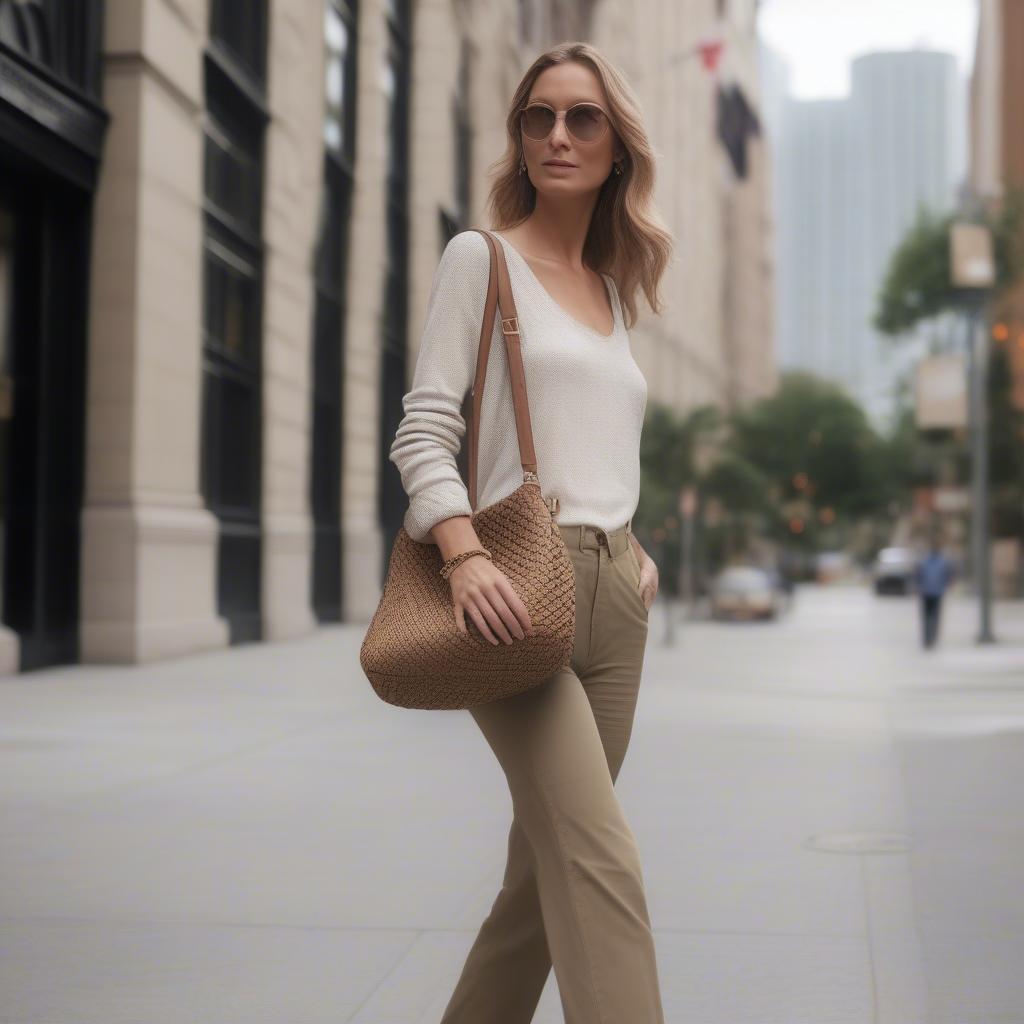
left=634, top=545, right=658, bottom=611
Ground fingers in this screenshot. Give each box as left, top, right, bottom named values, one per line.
left=460, top=581, right=533, bottom=646
left=462, top=600, right=500, bottom=644
left=475, top=587, right=520, bottom=645
left=494, top=577, right=535, bottom=638
left=638, top=571, right=657, bottom=611
left=463, top=597, right=509, bottom=645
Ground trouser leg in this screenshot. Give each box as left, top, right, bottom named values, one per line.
left=438, top=812, right=551, bottom=1024
left=440, top=529, right=661, bottom=1024
left=922, top=595, right=940, bottom=647
left=438, top=666, right=642, bottom=1024
left=466, top=668, right=662, bottom=1024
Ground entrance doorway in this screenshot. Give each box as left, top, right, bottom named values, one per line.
left=0, top=170, right=91, bottom=670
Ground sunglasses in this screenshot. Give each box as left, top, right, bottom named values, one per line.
left=518, top=101, right=611, bottom=144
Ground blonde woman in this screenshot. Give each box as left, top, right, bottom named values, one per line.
left=389, top=42, right=672, bottom=1024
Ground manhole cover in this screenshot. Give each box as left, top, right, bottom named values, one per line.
left=805, top=831, right=910, bottom=854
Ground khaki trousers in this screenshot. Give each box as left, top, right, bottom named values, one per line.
left=440, top=521, right=665, bottom=1024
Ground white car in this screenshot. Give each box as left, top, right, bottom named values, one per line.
left=710, top=566, right=780, bottom=621
left=871, top=546, right=917, bottom=595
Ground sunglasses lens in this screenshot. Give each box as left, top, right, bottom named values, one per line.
left=567, top=105, right=607, bottom=141
left=521, top=106, right=554, bottom=140
left=521, top=105, right=609, bottom=142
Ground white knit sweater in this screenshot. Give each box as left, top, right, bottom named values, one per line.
left=388, top=229, right=648, bottom=544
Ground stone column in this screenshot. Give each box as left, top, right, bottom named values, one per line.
left=261, top=0, right=324, bottom=640
left=342, top=0, right=389, bottom=622
left=80, top=0, right=228, bottom=662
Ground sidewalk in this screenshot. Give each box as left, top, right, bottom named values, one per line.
left=1, top=587, right=1022, bottom=1023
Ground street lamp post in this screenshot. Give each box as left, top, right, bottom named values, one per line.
left=950, top=221, right=996, bottom=644
left=967, top=304, right=995, bottom=643
left=679, top=485, right=698, bottom=620
left=651, top=525, right=673, bottom=646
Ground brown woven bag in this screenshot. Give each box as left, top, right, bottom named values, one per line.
left=360, top=228, right=576, bottom=710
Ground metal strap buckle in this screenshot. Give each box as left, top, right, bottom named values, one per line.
left=501, top=317, right=520, bottom=336
left=523, top=472, right=558, bottom=517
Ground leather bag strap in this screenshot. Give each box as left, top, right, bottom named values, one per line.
left=466, top=228, right=539, bottom=511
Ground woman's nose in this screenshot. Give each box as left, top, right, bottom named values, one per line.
left=549, top=115, right=571, bottom=145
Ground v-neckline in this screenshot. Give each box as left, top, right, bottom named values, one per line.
left=491, top=231, right=620, bottom=341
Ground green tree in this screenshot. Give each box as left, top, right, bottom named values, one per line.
left=874, top=187, right=1024, bottom=335
left=729, top=372, right=888, bottom=531
left=874, top=185, right=1024, bottom=547
left=634, top=403, right=725, bottom=594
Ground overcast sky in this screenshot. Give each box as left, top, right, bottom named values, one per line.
left=757, top=0, right=978, bottom=98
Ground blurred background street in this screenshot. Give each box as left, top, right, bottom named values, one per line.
left=1, top=0, right=1023, bottom=1019
left=1, top=587, right=1022, bottom=1022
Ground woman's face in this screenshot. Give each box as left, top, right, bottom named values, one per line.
left=520, top=62, right=622, bottom=195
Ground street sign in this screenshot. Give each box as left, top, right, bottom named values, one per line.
left=950, top=222, right=995, bottom=289
left=914, top=353, right=967, bottom=429
left=678, top=486, right=697, bottom=519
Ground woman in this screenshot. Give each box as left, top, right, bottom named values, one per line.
left=388, top=41, right=673, bottom=1024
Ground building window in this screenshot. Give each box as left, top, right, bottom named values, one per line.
left=0, top=0, right=105, bottom=670
left=439, top=38, right=473, bottom=249
left=517, top=0, right=533, bottom=45
left=0, top=0, right=104, bottom=96
left=453, top=38, right=473, bottom=230
left=311, top=0, right=358, bottom=621
left=201, top=0, right=269, bottom=643
left=378, top=0, right=412, bottom=572
left=323, top=1, right=357, bottom=158
left=208, top=0, right=267, bottom=83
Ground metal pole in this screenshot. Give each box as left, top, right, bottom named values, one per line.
left=969, top=305, right=996, bottom=643
left=660, top=537, right=675, bottom=646
left=682, top=513, right=696, bottom=619
left=677, top=518, right=686, bottom=629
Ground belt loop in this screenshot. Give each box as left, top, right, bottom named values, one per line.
left=576, top=524, right=586, bottom=552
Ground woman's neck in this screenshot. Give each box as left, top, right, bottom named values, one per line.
left=506, top=201, right=596, bottom=270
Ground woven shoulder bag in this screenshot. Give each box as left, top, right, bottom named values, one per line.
left=360, top=228, right=576, bottom=710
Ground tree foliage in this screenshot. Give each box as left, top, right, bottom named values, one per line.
left=874, top=186, right=1024, bottom=336
left=730, top=372, right=887, bottom=521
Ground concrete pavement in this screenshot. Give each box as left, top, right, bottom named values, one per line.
left=1, top=584, right=1022, bottom=1023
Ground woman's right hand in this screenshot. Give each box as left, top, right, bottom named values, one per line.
left=449, top=555, right=535, bottom=646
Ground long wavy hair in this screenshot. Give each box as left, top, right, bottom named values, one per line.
left=485, top=42, right=673, bottom=330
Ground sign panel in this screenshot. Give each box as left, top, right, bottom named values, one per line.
left=915, top=353, right=967, bottom=429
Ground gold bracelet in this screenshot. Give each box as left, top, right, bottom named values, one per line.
left=439, top=547, right=492, bottom=580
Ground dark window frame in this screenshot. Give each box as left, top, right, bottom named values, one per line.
left=377, top=0, right=412, bottom=572
left=311, top=0, right=359, bottom=622
left=200, top=0, right=269, bottom=643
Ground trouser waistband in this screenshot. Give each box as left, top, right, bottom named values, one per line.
left=557, top=521, right=633, bottom=557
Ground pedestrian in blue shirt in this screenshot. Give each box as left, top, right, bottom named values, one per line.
left=914, top=539, right=955, bottom=649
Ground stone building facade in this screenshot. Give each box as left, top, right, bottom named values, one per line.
left=592, top=0, right=775, bottom=413
left=0, top=0, right=772, bottom=674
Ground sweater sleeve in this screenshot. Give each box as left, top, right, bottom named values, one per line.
left=388, top=229, right=491, bottom=544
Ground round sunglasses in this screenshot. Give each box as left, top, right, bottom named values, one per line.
left=518, top=101, right=611, bottom=144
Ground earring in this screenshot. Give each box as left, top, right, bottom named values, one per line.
left=614, top=162, right=623, bottom=176
left=520, top=160, right=526, bottom=173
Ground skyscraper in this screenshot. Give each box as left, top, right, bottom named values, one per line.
left=772, top=49, right=966, bottom=429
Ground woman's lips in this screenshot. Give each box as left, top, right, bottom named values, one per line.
left=544, top=161, right=577, bottom=169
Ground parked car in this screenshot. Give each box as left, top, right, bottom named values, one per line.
left=709, top=566, right=781, bottom=621
left=871, top=546, right=917, bottom=595
left=815, top=550, right=855, bottom=584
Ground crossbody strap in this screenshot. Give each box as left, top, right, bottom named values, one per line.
left=466, top=228, right=539, bottom=511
